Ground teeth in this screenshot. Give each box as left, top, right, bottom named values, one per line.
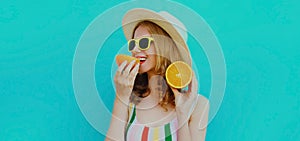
left=139, top=58, right=146, bottom=61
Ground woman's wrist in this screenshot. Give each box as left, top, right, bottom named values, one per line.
left=176, top=111, right=190, bottom=125
left=115, top=94, right=130, bottom=105
left=176, top=106, right=191, bottom=119
left=114, top=97, right=130, bottom=109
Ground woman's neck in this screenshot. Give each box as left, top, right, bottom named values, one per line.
left=147, top=74, right=165, bottom=92
left=135, top=74, right=163, bottom=110
left=147, top=71, right=156, bottom=80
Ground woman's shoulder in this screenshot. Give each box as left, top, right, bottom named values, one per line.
left=197, top=94, right=209, bottom=106
left=192, top=94, right=209, bottom=117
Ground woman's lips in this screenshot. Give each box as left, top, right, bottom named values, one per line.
left=140, top=60, right=146, bottom=65
left=136, top=57, right=147, bottom=65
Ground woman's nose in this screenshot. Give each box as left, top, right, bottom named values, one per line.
left=131, top=43, right=141, bottom=53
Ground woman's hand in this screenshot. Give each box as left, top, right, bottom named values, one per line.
left=171, top=74, right=209, bottom=141
left=171, top=74, right=198, bottom=121
left=114, top=60, right=140, bottom=104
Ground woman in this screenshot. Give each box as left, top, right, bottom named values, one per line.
left=106, top=8, right=209, bottom=141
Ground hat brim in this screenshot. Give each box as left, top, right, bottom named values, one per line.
left=122, top=8, right=189, bottom=54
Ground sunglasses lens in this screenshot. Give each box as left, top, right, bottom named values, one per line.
left=139, top=38, right=150, bottom=49
left=128, top=40, right=135, bottom=51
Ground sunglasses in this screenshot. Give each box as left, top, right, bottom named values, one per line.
left=128, top=37, right=154, bottom=51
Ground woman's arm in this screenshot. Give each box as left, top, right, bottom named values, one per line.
left=176, top=95, right=209, bottom=141
left=105, top=99, right=129, bottom=141
left=189, top=95, right=209, bottom=141
left=106, top=60, right=140, bottom=141
left=172, top=74, right=209, bottom=141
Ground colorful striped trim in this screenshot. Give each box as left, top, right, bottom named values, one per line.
left=125, top=103, right=136, bottom=141
left=125, top=104, right=178, bottom=141
left=141, top=126, right=149, bottom=141
left=164, top=123, right=172, bottom=141
left=153, top=127, right=159, bottom=141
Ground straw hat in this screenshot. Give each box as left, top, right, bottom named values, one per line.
left=122, top=8, right=190, bottom=54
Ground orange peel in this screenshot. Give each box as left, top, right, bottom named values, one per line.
left=115, top=54, right=140, bottom=66
left=166, top=61, right=192, bottom=89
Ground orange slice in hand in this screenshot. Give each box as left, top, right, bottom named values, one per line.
left=115, top=54, right=140, bottom=66
left=166, top=61, right=192, bottom=89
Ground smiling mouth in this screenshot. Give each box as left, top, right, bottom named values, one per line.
left=137, top=57, right=147, bottom=65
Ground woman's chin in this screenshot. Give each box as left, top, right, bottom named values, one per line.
left=138, top=61, right=155, bottom=74
left=138, top=67, right=150, bottom=74
left=138, top=69, right=146, bottom=74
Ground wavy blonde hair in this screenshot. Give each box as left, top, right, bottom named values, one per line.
left=130, top=21, right=191, bottom=111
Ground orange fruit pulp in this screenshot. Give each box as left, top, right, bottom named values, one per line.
left=166, top=61, right=192, bottom=89
left=115, top=54, right=140, bottom=66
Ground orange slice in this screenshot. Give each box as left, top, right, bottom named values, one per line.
left=166, top=61, right=192, bottom=89
left=115, top=54, right=140, bottom=66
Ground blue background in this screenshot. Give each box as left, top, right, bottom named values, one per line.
left=1, top=0, right=299, bottom=140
